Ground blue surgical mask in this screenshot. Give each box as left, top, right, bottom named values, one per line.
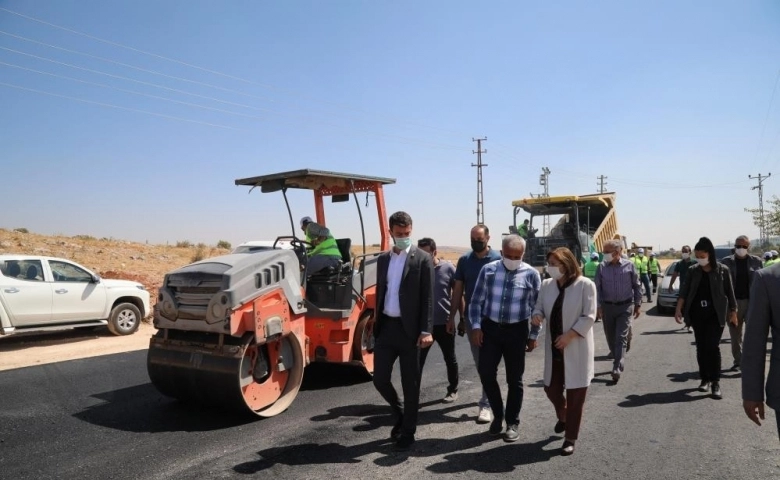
left=393, top=237, right=412, bottom=250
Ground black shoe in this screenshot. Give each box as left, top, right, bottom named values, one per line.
left=504, top=424, right=520, bottom=443
left=698, top=381, right=710, bottom=393
left=731, top=363, right=740, bottom=371
left=554, top=420, right=566, bottom=434
left=390, top=416, right=403, bottom=440
left=711, top=383, right=722, bottom=399
left=561, top=440, right=575, bottom=456
left=394, top=434, right=415, bottom=451
left=489, top=418, right=504, bottom=436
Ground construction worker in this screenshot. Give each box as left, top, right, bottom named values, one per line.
left=584, top=252, right=600, bottom=280
left=517, top=219, right=537, bottom=239
left=648, top=252, right=661, bottom=294
left=299, top=216, right=342, bottom=274
left=633, top=248, right=652, bottom=302
left=764, top=251, right=773, bottom=267
left=772, top=250, right=779, bottom=266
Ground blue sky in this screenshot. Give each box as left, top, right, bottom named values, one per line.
left=1, top=1, right=779, bottom=251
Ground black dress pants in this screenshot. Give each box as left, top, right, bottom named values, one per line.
left=372, top=317, right=421, bottom=436
left=419, top=324, right=459, bottom=394
left=477, top=319, right=529, bottom=426
left=691, top=312, right=724, bottom=382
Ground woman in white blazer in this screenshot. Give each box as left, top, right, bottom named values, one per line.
left=531, top=247, right=597, bottom=456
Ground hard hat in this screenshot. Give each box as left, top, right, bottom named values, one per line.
left=650, top=252, right=656, bottom=256
left=590, top=252, right=599, bottom=259
left=764, top=252, right=772, bottom=259
left=637, top=248, right=645, bottom=253
left=773, top=250, right=779, bottom=256
left=300, top=216, right=313, bottom=228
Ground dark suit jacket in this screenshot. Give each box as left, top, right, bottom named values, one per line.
left=374, top=245, right=435, bottom=341
left=742, top=263, right=780, bottom=410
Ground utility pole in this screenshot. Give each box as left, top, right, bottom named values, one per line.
left=539, top=167, right=551, bottom=235
left=597, top=175, right=608, bottom=193
left=749, top=172, right=772, bottom=246
left=472, top=137, right=487, bottom=225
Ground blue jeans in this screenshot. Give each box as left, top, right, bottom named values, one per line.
left=640, top=274, right=652, bottom=302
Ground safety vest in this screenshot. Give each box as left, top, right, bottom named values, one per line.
left=583, top=260, right=599, bottom=279
left=648, top=258, right=660, bottom=274
left=309, top=235, right=341, bottom=258
left=518, top=224, right=528, bottom=238
left=633, top=255, right=649, bottom=274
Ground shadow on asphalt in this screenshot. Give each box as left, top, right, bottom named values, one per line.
left=667, top=371, right=700, bottom=383
left=641, top=329, right=687, bottom=336
left=310, top=399, right=476, bottom=433
left=233, top=433, right=560, bottom=474
left=617, top=387, right=709, bottom=407
left=300, top=363, right=373, bottom=391
left=72, top=383, right=256, bottom=433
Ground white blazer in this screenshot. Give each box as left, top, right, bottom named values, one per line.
left=533, top=276, right=597, bottom=389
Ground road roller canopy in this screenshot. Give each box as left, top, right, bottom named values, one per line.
left=235, top=169, right=396, bottom=196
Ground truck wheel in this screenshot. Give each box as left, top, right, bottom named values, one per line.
left=107, top=303, right=141, bottom=336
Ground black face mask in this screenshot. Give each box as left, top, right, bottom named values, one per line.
left=471, top=240, right=487, bottom=252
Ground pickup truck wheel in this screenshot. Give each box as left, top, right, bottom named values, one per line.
left=107, top=303, right=141, bottom=336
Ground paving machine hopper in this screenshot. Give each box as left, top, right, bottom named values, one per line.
left=147, top=169, right=395, bottom=417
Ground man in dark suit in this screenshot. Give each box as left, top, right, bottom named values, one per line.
left=373, top=211, right=434, bottom=450
left=742, top=262, right=780, bottom=439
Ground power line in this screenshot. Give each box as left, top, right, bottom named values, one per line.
left=0, top=46, right=469, bottom=150
left=0, top=81, right=242, bottom=130
left=471, top=137, right=487, bottom=225
left=754, top=69, right=780, bottom=171
left=0, top=7, right=472, bottom=139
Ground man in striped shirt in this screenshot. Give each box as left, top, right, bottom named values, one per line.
left=595, top=239, right=642, bottom=384
left=468, top=234, right=541, bottom=443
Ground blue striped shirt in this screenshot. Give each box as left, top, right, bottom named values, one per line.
left=595, top=258, right=642, bottom=307
left=468, top=260, right=542, bottom=339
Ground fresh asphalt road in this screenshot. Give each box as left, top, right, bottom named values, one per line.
left=1, top=302, right=778, bottom=480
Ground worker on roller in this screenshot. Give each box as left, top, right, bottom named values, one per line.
left=299, top=216, right=342, bottom=274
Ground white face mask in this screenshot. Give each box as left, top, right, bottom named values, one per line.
left=503, top=258, right=523, bottom=271
left=547, top=266, right=564, bottom=280
left=735, top=248, right=748, bottom=257
left=602, top=253, right=613, bottom=263
left=682, top=252, right=690, bottom=259
left=696, top=258, right=709, bottom=267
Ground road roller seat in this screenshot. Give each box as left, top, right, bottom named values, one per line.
left=305, top=238, right=354, bottom=309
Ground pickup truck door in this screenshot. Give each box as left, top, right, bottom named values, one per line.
left=47, top=260, right=107, bottom=321
left=0, top=259, right=52, bottom=326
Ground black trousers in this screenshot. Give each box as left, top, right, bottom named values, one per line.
left=419, top=324, right=459, bottom=394
left=372, top=317, right=421, bottom=436
left=650, top=274, right=658, bottom=292
left=690, top=312, right=724, bottom=382
left=477, top=319, right=529, bottom=426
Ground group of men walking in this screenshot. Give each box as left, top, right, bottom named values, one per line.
left=365, top=212, right=780, bottom=452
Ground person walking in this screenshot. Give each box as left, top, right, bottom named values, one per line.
left=669, top=245, right=697, bottom=333
left=742, top=262, right=780, bottom=439
left=633, top=248, right=652, bottom=302
left=583, top=252, right=600, bottom=281
left=531, top=247, right=597, bottom=456
left=594, top=239, right=642, bottom=383
left=448, top=224, right=502, bottom=424
left=648, top=252, right=661, bottom=294
left=720, top=235, right=764, bottom=371
left=372, top=211, right=434, bottom=450
left=417, top=237, right=461, bottom=403
left=469, top=234, right=541, bottom=442
left=674, top=237, right=738, bottom=399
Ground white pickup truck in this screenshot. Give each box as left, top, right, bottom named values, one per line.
left=0, top=255, right=151, bottom=336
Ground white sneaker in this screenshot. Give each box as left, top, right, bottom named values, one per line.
left=476, top=407, right=493, bottom=424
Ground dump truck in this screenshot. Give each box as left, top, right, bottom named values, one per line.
left=509, top=192, right=624, bottom=269
left=146, top=169, right=394, bottom=417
